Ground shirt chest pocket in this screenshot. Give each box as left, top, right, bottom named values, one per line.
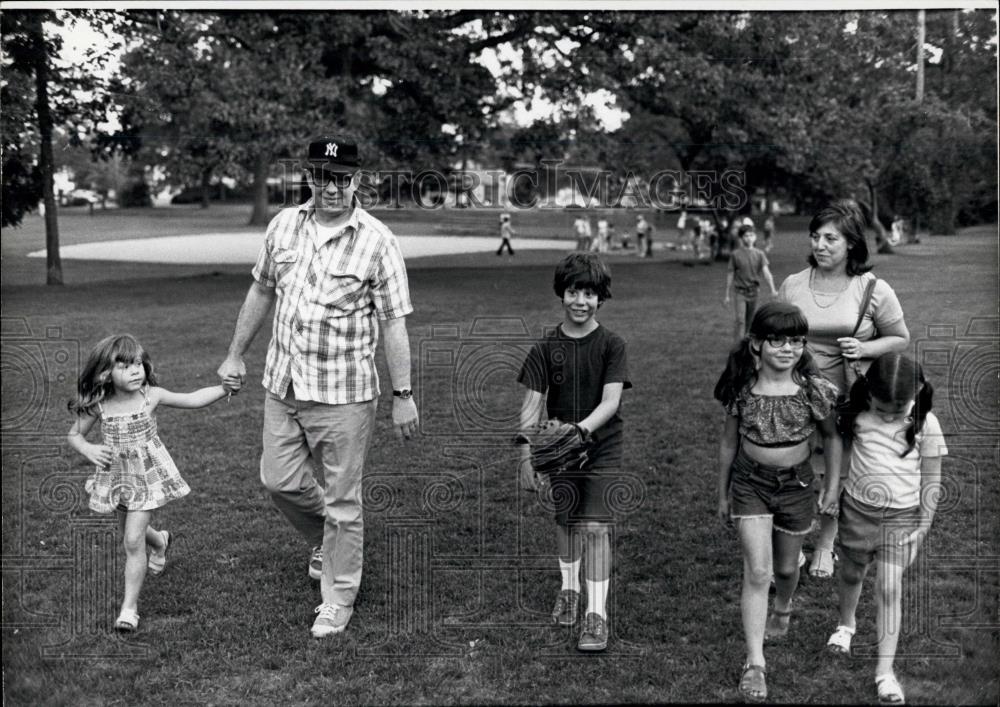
left=272, top=249, right=299, bottom=287
left=316, top=267, right=372, bottom=315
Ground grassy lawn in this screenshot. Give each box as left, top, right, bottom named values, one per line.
left=1, top=208, right=998, bottom=705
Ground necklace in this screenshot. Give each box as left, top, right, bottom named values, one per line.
left=808, top=269, right=851, bottom=309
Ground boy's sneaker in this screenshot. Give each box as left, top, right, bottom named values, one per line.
left=308, top=546, right=323, bottom=581
left=551, top=589, right=580, bottom=626
left=311, top=603, right=353, bottom=637
left=147, top=530, right=170, bottom=576
left=577, top=612, right=608, bottom=652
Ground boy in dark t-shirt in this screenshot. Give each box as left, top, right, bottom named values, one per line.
left=725, top=225, right=778, bottom=342
left=517, top=252, right=632, bottom=652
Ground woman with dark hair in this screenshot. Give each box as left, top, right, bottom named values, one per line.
left=777, top=200, right=910, bottom=579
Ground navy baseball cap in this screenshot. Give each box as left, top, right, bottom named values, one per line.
left=306, top=135, right=361, bottom=173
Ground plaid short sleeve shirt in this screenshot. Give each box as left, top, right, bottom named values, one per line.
left=252, top=200, right=413, bottom=404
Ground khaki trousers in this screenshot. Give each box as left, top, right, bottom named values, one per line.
left=261, top=388, right=377, bottom=606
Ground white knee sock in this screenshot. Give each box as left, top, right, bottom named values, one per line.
left=559, top=559, right=581, bottom=593
left=585, top=579, right=609, bottom=618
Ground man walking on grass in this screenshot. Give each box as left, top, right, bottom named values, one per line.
left=218, top=135, right=418, bottom=638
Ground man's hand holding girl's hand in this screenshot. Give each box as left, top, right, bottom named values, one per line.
left=222, top=376, right=242, bottom=395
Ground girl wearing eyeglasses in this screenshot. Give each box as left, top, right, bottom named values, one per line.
left=713, top=302, right=843, bottom=703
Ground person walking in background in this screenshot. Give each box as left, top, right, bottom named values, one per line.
left=777, top=200, right=910, bottom=580
left=715, top=303, right=842, bottom=703
left=517, top=253, right=632, bottom=653
left=889, top=215, right=904, bottom=247
left=725, top=225, right=778, bottom=342
left=68, top=334, right=235, bottom=633
left=763, top=214, right=776, bottom=253
left=217, top=135, right=419, bottom=638
left=677, top=209, right=689, bottom=249
left=573, top=215, right=592, bottom=251
left=497, top=212, right=516, bottom=256
left=594, top=217, right=610, bottom=253
left=827, top=353, right=947, bottom=706
left=636, top=214, right=654, bottom=258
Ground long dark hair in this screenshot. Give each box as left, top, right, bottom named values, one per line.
left=68, top=334, right=157, bottom=417
left=714, top=302, right=818, bottom=408
left=838, top=352, right=933, bottom=456
left=807, top=199, right=873, bottom=277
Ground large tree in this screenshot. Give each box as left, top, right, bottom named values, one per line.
left=2, top=10, right=125, bottom=283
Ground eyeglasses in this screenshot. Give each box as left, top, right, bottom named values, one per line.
left=764, top=335, right=807, bottom=349
left=309, top=169, right=354, bottom=188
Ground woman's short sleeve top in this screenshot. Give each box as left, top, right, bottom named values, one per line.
left=777, top=269, right=905, bottom=391
left=725, top=375, right=839, bottom=446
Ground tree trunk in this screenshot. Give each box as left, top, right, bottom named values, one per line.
left=200, top=167, right=211, bottom=209
left=31, top=15, right=62, bottom=285
left=915, top=10, right=926, bottom=103
left=248, top=152, right=271, bottom=226
left=864, top=178, right=893, bottom=254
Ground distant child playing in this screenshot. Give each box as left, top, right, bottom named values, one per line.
left=496, top=212, right=516, bottom=256
left=826, top=353, right=947, bottom=705
left=517, top=252, right=632, bottom=652
left=715, top=303, right=842, bottom=702
left=725, top=225, right=778, bottom=342
left=67, top=334, right=237, bottom=632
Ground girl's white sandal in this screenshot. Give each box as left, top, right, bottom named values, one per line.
left=114, top=609, right=139, bottom=633
left=875, top=673, right=905, bottom=705
left=827, top=624, right=855, bottom=654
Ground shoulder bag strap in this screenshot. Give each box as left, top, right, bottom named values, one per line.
left=851, top=278, right=878, bottom=337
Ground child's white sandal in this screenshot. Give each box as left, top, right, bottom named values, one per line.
left=826, top=624, right=855, bottom=654
left=114, top=609, right=139, bottom=633
left=875, top=672, right=905, bottom=705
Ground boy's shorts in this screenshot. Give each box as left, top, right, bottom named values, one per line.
left=837, top=492, right=922, bottom=568
left=729, top=447, right=816, bottom=535
left=547, top=468, right=617, bottom=526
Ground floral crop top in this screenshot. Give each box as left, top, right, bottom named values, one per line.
left=725, top=375, right=839, bottom=447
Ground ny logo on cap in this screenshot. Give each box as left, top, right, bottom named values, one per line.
left=325, top=142, right=338, bottom=157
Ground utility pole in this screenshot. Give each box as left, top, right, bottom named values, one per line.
left=916, top=9, right=926, bottom=103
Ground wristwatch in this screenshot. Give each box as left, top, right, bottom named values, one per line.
left=392, top=388, right=413, bottom=400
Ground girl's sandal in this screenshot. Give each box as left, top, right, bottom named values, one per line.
left=809, top=549, right=836, bottom=579
left=875, top=673, right=905, bottom=705
left=764, top=609, right=791, bottom=641
left=147, top=530, right=170, bottom=576
left=827, top=624, right=855, bottom=654
left=738, top=663, right=767, bottom=703
left=114, top=609, right=139, bottom=633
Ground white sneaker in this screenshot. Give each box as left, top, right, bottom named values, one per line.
left=311, top=603, right=353, bottom=637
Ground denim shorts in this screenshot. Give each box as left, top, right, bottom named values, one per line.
left=729, top=446, right=816, bottom=535
left=837, top=492, right=923, bottom=568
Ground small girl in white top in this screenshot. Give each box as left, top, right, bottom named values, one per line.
left=826, top=353, right=948, bottom=705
